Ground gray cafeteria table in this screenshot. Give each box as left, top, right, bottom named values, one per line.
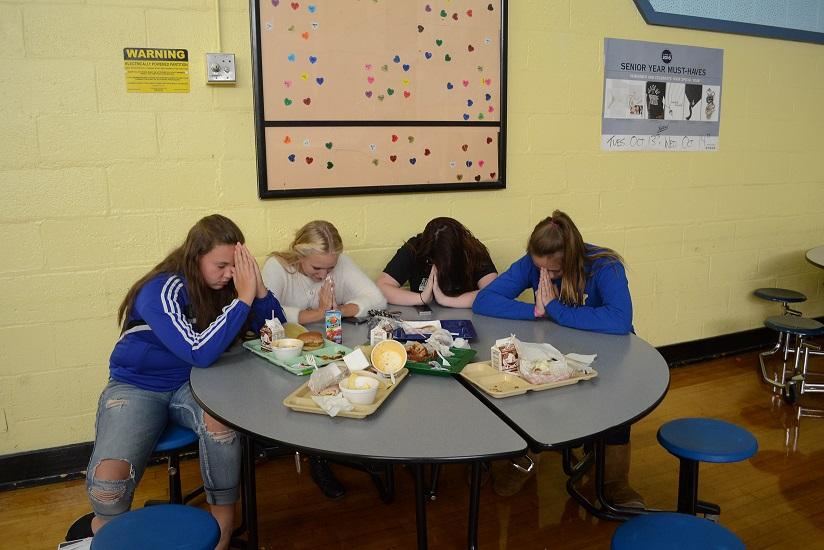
left=451, top=307, right=670, bottom=519
left=806, top=245, right=824, bottom=268
left=190, top=312, right=528, bottom=550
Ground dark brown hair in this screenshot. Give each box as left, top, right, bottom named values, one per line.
left=410, top=217, right=491, bottom=297
left=527, top=210, right=624, bottom=306
left=117, top=214, right=244, bottom=332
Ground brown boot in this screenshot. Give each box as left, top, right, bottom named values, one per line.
left=603, top=443, right=645, bottom=508
left=492, top=451, right=541, bottom=497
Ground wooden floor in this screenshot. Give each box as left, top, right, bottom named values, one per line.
left=4, top=350, right=824, bottom=549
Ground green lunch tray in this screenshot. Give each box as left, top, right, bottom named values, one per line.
left=243, top=338, right=353, bottom=375
left=404, top=347, right=477, bottom=377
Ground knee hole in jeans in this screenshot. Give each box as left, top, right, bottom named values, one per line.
left=89, top=459, right=133, bottom=503
left=203, top=412, right=236, bottom=445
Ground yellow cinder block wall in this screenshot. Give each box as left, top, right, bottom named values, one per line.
left=1, top=0, right=823, bottom=454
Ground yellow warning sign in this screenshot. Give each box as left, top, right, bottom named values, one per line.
left=124, top=47, right=190, bottom=93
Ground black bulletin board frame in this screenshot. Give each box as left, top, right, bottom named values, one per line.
left=249, top=0, right=508, bottom=199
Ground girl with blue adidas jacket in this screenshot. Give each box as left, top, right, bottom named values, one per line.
left=84, top=215, right=285, bottom=550
left=473, top=211, right=643, bottom=509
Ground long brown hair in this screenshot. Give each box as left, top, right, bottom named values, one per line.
left=269, top=220, right=343, bottom=273
left=117, top=214, right=245, bottom=332
left=527, top=210, right=624, bottom=306
left=410, top=217, right=491, bottom=297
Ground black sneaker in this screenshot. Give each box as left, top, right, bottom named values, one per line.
left=309, top=456, right=345, bottom=500
left=65, top=512, right=95, bottom=541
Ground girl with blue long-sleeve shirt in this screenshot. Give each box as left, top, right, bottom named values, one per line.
left=83, top=215, right=285, bottom=550
left=474, top=210, right=643, bottom=509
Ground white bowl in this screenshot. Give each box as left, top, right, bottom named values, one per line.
left=339, top=376, right=380, bottom=405
left=370, top=340, right=407, bottom=375
left=270, top=338, right=304, bottom=360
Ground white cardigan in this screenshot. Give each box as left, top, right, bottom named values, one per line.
left=261, top=254, right=387, bottom=323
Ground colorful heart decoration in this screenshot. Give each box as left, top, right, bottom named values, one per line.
left=467, top=99, right=474, bottom=106
left=462, top=80, right=469, bottom=87
left=490, top=172, right=496, bottom=179
left=290, top=2, right=299, bottom=9
left=462, top=113, right=470, bottom=120
left=377, top=95, right=384, bottom=101
left=365, top=90, right=372, bottom=98
left=300, top=72, right=308, bottom=80
left=409, top=158, right=416, bottom=165
left=466, top=160, right=473, bottom=167
left=284, top=97, right=293, bottom=106
left=390, top=155, right=397, bottom=162
left=488, top=3, right=494, bottom=11
left=391, top=134, right=399, bottom=142
left=446, top=82, right=454, bottom=90
left=367, top=76, right=375, bottom=84
left=308, top=4, right=316, bottom=13
left=315, top=77, right=324, bottom=85
left=456, top=174, right=463, bottom=180
left=444, top=54, right=452, bottom=62
left=381, top=64, right=388, bottom=71
left=474, top=175, right=481, bottom=182
left=303, top=97, right=311, bottom=105
left=305, top=156, right=313, bottom=164
left=284, top=135, right=291, bottom=144
left=468, top=44, right=474, bottom=52
left=425, top=51, right=432, bottom=59
left=325, top=142, right=333, bottom=149
left=372, top=159, right=379, bottom=166
left=449, top=161, right=456, bottom=168
left=435, top=39, right=443, bottom=46
left=466, top=9, right=473, bottom=16
left=287, top=154, right=295, bottom=162
left=452, top=12, right=458, bottom=21
left=486, top=137, right=493, bottom=144
left=387, top=88, right=395, bottom=95
left=301, top=31, right=309, bottom=39
left=408, top=136, right=415, bottom=143
left=461, top=144, right=469, bottom=151
left=479, top=160, right=485, bottom=167
left=418, top=25, right=424, bottom=32
left=440, top=9, right=447, bottom=17
left=309, top=55, right=317, bottom=64
left=287, top=53, right=296, bottom=62
left=272, top=0, right=279, bottom=6
left=365, top=64, right=372, bottom=70
left=326, top=161, right=333, bottom=169
left=403, top=91, right=411, bottom=98
left=402, top=64, right=410, bottom=72
left=485, top=93, right=492, bottom=101
left=424, top=148, right=431, bottom=156
left=393, top=55, right=401, bottom=63
left=283, top=80, right=292, bottom=87
left=369, top=144, right=377, bottom=151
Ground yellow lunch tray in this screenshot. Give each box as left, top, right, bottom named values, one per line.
left=282, top=368, right=410, bottom=419
left=460, top=361, right=598, bottom=399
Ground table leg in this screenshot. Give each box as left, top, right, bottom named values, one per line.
left=413, top=464, right=428, bottom=550
left=467, top=462, right=481, bottom=550
left=242, top=434, right=258, bottom=549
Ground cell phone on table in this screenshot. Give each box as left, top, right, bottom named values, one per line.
left=342, top=316, right=369, bottom=325
left=414, top=304, right=432, bottom=316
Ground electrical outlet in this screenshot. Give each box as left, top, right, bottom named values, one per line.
left=206, top=53, right=236, bottom=84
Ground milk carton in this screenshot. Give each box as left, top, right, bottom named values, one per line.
left=260, top=317, right=285, bottom=352
left=491, top=335, right=521, bottom=373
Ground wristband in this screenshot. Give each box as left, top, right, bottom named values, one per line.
left=419, top=292, right=425, bottom=305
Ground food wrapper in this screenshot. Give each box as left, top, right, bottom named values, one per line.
left=425, top=329, right=455, bottom=358
left=307, top=362, right=349, bottom=395
left=311, top=394, right=355, bottom=417
left=517, top=342, right=596, bottom=384
left=491, top=335, right=521, bottom=373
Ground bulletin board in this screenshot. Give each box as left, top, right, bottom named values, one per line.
left=250, top=1, right=508, bottom=198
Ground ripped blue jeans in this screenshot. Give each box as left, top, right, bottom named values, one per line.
left=86, top=380, right=240, bottom=520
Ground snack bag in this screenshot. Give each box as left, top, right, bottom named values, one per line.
left=325, top=309, right=342, bottom=344
left=307, top=362, right=349, bottom=395
left=491, top=335, right=521, bottom=373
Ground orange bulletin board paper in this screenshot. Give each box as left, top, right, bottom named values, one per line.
left=252, top=0, right=507, bottom=198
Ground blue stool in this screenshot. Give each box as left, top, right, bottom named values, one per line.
left=759, top=315, right=824, bottom=404
left=657, top=418, right=757, bottom=516
left=611, top=512, right=744, bottom=550
left=91, top=504, right=219, bottom=550
left=146, top=423, right=204, bottom=506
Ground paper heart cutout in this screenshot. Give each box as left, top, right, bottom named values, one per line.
left=409, top=158, right=416, bottom=165
left=367, top=76, right=375, bottom=84
left=444, top=54, right=452, bottom=62
left=425, top=51, right=432, bottom=59
left=462, top=113, right=470, bottom=120
left=315, top=77, right=324, bottom=85
left=446, top=82, right=454, bottom=90
left=389, top=155, right=397, bottom=162
left=425, top=4, right=432, bottom=12
left=287, top=53, right=296, bottom=62
left=436, top=39, right=443, bottom=46
left=305, top=156, right=313, bottom=164
left=402, top=79, right=409, bottom=86
left=403, top=90, right=411, bottom=98
left=301, top=31, right=309, bottom=39
left=402, top=64, right=410, bottom=71
left=372, top=159, right=379, bottom=166
left=475, top=175, right=481, bottom=181
left=393, top=55, right=400, bottom=63
left=284, top=97, right=293, bottom=106
left=284, top=135, right=292, bottom=144
left=407, top=136, right=415, bottom=143
left=418, top=25, right=424, bottom=33
left=290, top=2, right=299, bottom=9
left=283, top=80, right=292, bottom=87
left=326, top=161, right=333, bottom=169
left=466, top=160, right=473, bottom=167
left=440, top=9, right=447, bottom=17
left=365, top=90, right=372, bottom=98
left=456, top=174, right=463, bottom=180
left=468, top=44, right=474, bottom=52
left=467, top=9, right=473, bottom=16
left=486, top=137, right=493, bottom=144
left=365, top=64, right=372, bottom=70
left=308, top=55, right=317, bottom=64
left=452, top=13, right=458, bottom=21
left=479, top=160, right=485, bottom=167
left=325, top=142, right=332, bottom=149
left=303, top=97, right=311, bottom=105
left=490, top=172, right=496, bottom=179
left=424, top=148, right=431, bottom=156
left=369, top=144, right=377, bottom=151
left=461, top=144, right=469, bottom=151
left=391, top=134, right=399, bottom=142
left=462, top=80, right=469, bottom=87
left=287, top=154, right=295, bottom=162
left=387, top=88, right=394, bottom=95
left=300, top=72, right=308, bottom=80
left=467, top=99, right=474, bottom=106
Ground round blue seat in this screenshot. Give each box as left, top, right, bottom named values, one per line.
left=611, top=512, right=744, bottom=550
left=155, top=423, right=198, bottom=453
left=657, top=418, right=757, bottom=463
left=753, top=287, right=806, bottom=304
left=764, top=315, right=824, bottom=338
left=91, top=504, right=219, bottom=550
